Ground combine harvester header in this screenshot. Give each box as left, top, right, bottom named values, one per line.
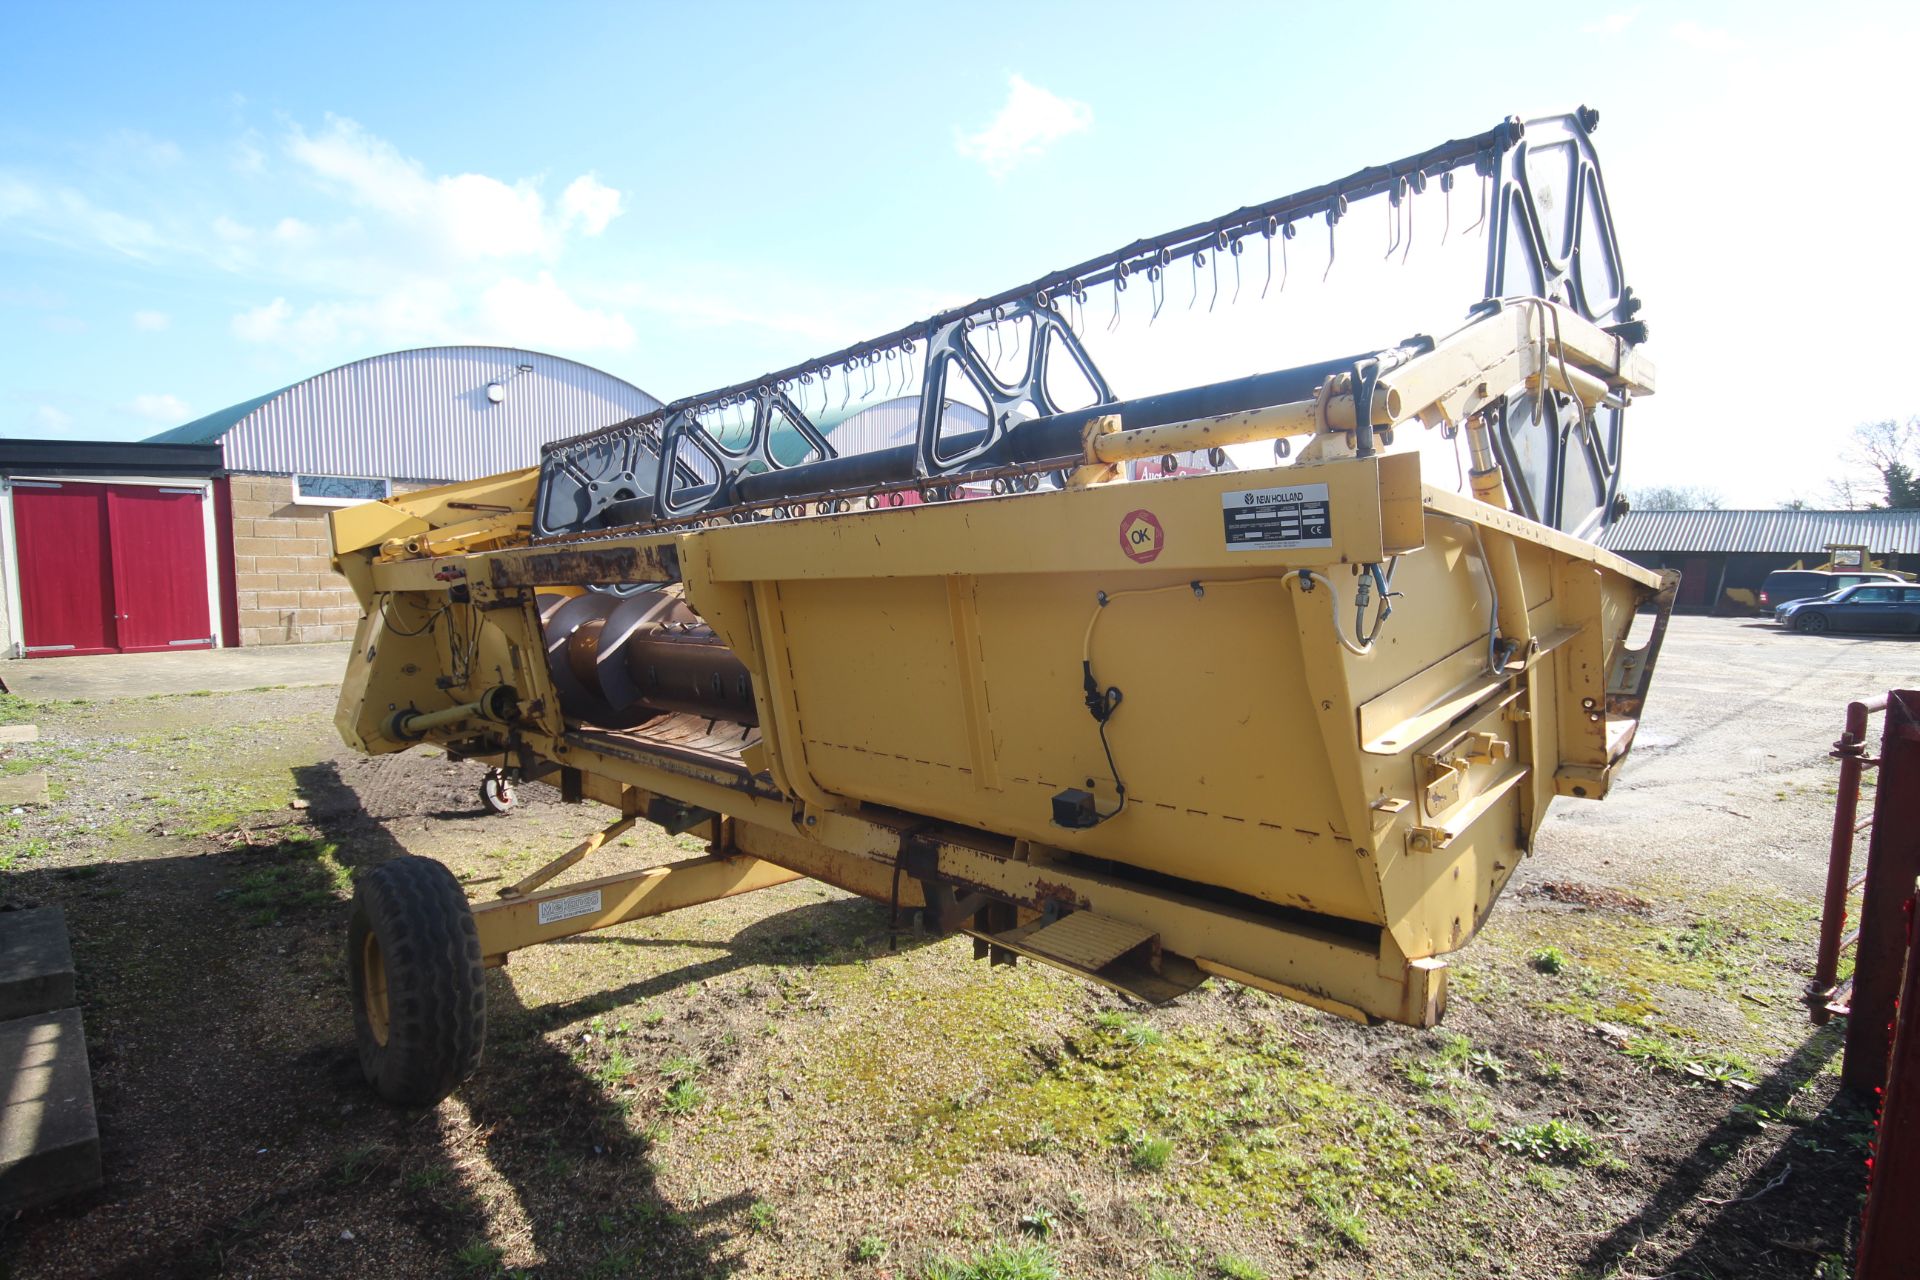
left=330, top=109, right=1675, bottom=1108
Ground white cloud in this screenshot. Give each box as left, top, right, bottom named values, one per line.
left=129, top=392, right=189, bottom=422
left=560, top=174, right=622, bottom=236
left=1581, top=8, right=1641, bottom=35
left=284, top=115, right=576, bottom=260
left=477, top=272, right=634, bottom=349
left=132, top=309, right=170, bottom=331
left=229, top=272, right=630, bottom=357
left=956, top=75, right=1093, bottom=179
left=232, top=296, right=294, bottom=343
left=0, top=177, right=162, bottom=260
left=231, top=131, right=266, bottom=175
left=111, top=130, right=181, bottom=167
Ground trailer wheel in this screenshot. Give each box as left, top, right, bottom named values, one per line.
left=347, top=856, right=486, bottom=1107
left=479, top=768, right=517, bottom=814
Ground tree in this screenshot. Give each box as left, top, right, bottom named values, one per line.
left=1624, top=485, right=1722, bottom=510
left=1826, top=418, right=1920, bottom=509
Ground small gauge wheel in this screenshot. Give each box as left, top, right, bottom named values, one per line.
left=480, top=769, right=518, bottom=814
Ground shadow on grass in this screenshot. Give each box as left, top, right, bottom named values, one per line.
left=293, top=758, right=761, bottom=1278
left=0, top=759, right=773, bottom=1278
left=1579, top=1023, right=1873, bottom=1279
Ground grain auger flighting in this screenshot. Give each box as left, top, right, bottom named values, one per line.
left=330, top=108, right=1675, bottom=1106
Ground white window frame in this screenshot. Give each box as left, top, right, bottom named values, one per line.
left=292, top=473, right=392, bottom=508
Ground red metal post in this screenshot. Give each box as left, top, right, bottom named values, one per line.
left=1812, top=699, right=1880, bottom=1022
left=1844, top=691, right=1920, bottom=1095
left=1854, top=890, right=1920, bottom=1280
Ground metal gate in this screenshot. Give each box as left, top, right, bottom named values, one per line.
left=1808, top=689, right=1920, bottom=1279
left=12, top=480, right=214, bottom=656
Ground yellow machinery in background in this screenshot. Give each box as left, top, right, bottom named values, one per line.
left=333, top=110, right=1675, bottom=1106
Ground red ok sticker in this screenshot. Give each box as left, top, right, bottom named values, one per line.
left=1119, top=509, right=1164, bottom=563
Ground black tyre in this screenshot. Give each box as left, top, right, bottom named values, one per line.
left=479, top=769, right=517, bottom=815
left=1797, top=612, right=1830, bottom=634
left=347, top=856, right=486, bottom=1106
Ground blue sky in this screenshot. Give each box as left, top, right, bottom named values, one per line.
left=3, top=1, right=1914, bottom=504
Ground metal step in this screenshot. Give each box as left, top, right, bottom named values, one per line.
left=972, top=912, right=1205, bottom=1004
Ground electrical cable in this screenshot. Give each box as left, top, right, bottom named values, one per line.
left=379, top=594, right=445, bottom=638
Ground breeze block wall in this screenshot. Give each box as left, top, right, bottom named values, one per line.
left=226, top=474, right=363, bottom=645
left=226, top=474, right=430, bottom=646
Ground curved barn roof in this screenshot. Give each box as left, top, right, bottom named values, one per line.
left=148, top=345, right=660, bottom=483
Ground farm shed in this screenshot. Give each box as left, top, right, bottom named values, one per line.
left=1599, top=507, right=1920, bottom=612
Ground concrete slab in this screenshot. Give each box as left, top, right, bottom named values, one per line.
left=0, top=908, right=75, bottom=1021
left=0, top=1007, right=102, bottom=1212
left=0, top=772, right=48, bottom=808
left=0, top=725, right=39, bottom=743
left=1, top=641, right=352, bottom=703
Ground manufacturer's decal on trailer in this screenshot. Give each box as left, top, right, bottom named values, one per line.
left=537, top=889, right=604, bottom=926
left=1221, top=483, right=1333, bottom=550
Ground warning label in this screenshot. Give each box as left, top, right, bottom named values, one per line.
left=1221, top=483, right=1333, bottom=550
left=537, top=889, right=604, bottom=926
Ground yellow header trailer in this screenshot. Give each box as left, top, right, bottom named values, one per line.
left=330, top=111, right=1674, bottom=1107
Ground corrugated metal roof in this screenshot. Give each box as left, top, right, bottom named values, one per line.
left=149, top=387, right=291, bottom=445
left=1600, top=508, right=1920, bottom=555
left=146, top=346, right=660, bottom=482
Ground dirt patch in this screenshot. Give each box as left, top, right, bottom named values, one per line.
left=1528, top=880, right=1654, bottom=914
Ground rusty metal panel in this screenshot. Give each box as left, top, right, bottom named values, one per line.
left=489, top=541, right=680, bottom=587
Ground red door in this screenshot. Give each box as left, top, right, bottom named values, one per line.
left=13, top=481, right=118, bottom=656
left=105, top=486, right=212, bottom=652
left=13, top=481, right=212, bottom=656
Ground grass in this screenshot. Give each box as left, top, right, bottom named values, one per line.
left=453, top=1239, right=505, bottom=1275
left=0, top=693, right=41, bottom=725
left=1529, top=945, right=1569, bottom=974
left=659, top=1053, right=703, bottom=1080
left=744, top=1199, right=777, bottom=1233
left=1093, top=1009, right=1165, bottom=1047
left=218, top=835, right=352, bottom=926
left=923, top=1241, right=1060, bottom=1280
left=1123, top=1128, right=1174, bottom=1172
left=1211, top=1255, right=1267, bottom=1280
left=661, top=1078, right=705, bottom=1115
left=853, top=1234, right=889, bottom=1263
left=1497, top=1119, right=1619, bottom=1170
left=1621, top=1035, right=1756, bottom=1088
left=1307, top=1186, right=1368, bottom=1249
left=917, top=1018, right=1454, bottom=1223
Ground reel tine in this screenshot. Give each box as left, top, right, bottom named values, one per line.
left=1466, top=163, right=1490, bottom=237
left=1440, top=170, right=1455, bottom=245
left=1230, top=233, right=1244, bottom=306
left=1323, top=196, right=1346, bottom=283
left=1262, top=217, right=1275, bottom=299
left=1403, top=170, right=1425, bottom=265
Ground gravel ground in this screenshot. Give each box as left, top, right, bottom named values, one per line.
left=0, top=615, right=1911, bottom=1280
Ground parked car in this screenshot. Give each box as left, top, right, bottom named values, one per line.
left=1776, top=584, right=1920, bottom=634
left=1758, top=569, right=1906, bottom=610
